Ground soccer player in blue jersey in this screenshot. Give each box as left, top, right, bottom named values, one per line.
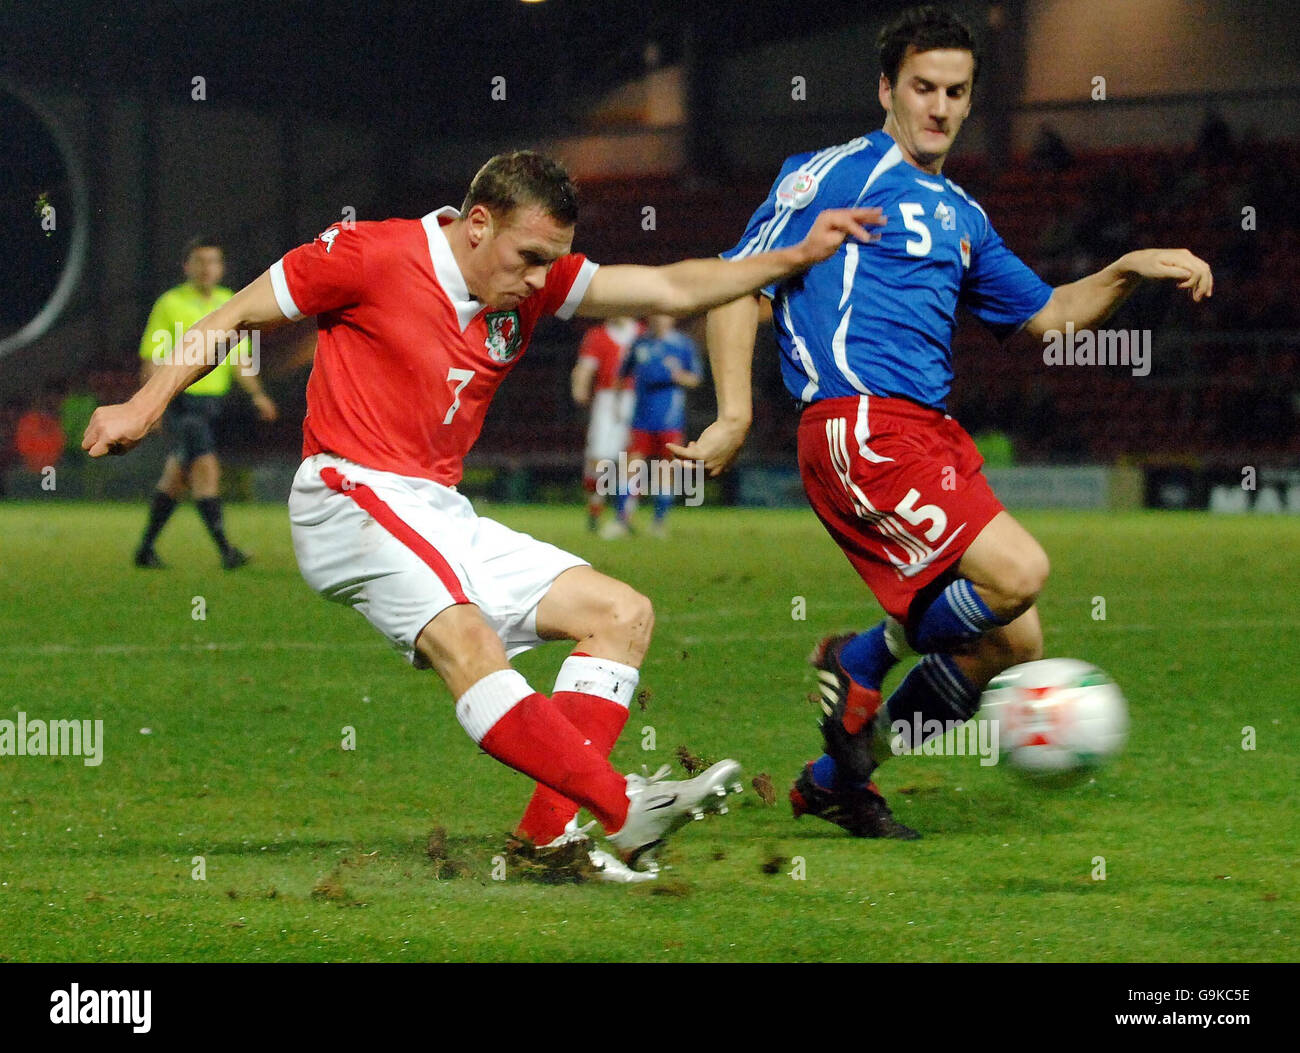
left=604, top=315, right=700, bottom=538
left=671, top=5, right=1213, bottom=838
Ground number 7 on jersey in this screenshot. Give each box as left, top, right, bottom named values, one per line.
left=444, top=368, right=475, bottom=425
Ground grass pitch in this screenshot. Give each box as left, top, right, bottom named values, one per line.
left=0, top=501, right=1295, bottom=962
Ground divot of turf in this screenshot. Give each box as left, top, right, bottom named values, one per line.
left=675, top=745, right=714, bottom=775
left=501, top=834, right=600, bottom=885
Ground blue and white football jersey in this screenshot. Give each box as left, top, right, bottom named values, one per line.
left=722, top=131, right=1053, bottom=410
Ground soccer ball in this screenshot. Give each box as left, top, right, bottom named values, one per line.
left=979, top=658, right=1128, bottom=780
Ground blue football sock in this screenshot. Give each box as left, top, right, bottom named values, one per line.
left=653, top=494, right=672, bottom=522
left=838, top=622, right=896, bottom=691
left=810, top=753, right=838, bottom=789
left=911, top=578, right=1007, bottom=653
left=884, top=653, right=980, bottom=751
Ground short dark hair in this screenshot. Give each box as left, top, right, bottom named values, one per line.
left=878, top=6, right=979, bottom=88
left=461, top=151, right=579, bottom=227
left=182, top=235, right=222, bottom=261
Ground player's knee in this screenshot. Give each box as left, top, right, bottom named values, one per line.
left=997, top=544, right=1050, bottom=612
left=604, top=586, right=655, bottom=653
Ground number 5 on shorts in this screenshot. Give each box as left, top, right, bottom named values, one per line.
left=894, top=487, right=947, bottom=542
left=444, top=367, right=475, bottom=424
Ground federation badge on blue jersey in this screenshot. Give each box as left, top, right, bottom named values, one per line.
left=959, top=234, right=972, bottom=268
left=776, top=170, right=819, bottom=209
left=485, top=310, right=522, bottom=363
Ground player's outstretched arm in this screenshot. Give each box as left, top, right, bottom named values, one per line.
left=666, top=293, right=761, bottom=476
left=83, top=271, right=289, bottom=457
left=1024, top=248, right=1213, bottom=337
left=575, top=207, right=885, bottom=319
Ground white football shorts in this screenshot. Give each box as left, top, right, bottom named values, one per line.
left=584, top=387, right=634, bottom=463
left=289, top=453, right=588, bottom=665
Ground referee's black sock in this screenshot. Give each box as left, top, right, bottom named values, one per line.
left=139, top=491, right=177, bottom=553
left=195, top=496, right=232, bottom=555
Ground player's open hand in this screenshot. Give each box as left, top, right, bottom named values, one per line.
left=797, top=207, right=886, bottom=267
left=667, top=417, right=749, bottom=477
left=1121, top=248, right=1214, bottom=301
left=82, top=403, right=151, bottom=458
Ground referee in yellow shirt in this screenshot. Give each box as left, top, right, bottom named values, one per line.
left=134, top=236, right=277, bottom=569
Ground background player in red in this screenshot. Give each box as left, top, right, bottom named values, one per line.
left=83, top=151, right=883, bottom=878
left=570, top=316, right=640, bottom=532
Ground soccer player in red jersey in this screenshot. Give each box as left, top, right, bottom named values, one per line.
left=570, top=316, right=640, bottom=532
left=84, top=151, right=882, bottom=878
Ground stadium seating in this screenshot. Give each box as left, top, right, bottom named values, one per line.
left=21, top=143, right=1296, bottom=477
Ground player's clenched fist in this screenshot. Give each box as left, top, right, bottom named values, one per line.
left=795, top=207, right=887, bottom=266
left=82, top=403, right=152, bottom=457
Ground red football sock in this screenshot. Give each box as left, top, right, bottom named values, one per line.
left=515, top=654, right=638, bottom=844
left=516, top=694, right=629, bottom=842
left=456, top=670, right=629, bottom=833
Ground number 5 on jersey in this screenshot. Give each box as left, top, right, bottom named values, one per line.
left=898, top=203, right=932, bottom=257
left=444, top=368, right=475, bottom=424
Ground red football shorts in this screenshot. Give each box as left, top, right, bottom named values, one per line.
left=797, top=395, right=1004, bottom=626
left=628, top=428, right=684, bottom=461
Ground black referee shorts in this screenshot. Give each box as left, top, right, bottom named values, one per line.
left=165, top=393, right=224, bottom=467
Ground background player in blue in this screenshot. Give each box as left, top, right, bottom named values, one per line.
left=605, top=315, right=700, bottom=538
left=670, top=5, right=1213, bottom=838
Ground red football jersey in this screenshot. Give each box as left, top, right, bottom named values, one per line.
left=578, top=318, right=640, bottom=392
left=270, top=207, right=597, bottom=484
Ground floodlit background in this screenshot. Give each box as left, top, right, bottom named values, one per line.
left=3, top=0, right=1298, bottom=510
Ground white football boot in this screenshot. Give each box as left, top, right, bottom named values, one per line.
left=587, top=847, right=659, bottom=883
left=606, top=760, right=744, bottom=866
left=540, top=818, right=596, bottom=850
